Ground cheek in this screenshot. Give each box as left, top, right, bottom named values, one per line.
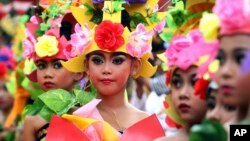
left=171, top=89, right=180, bottom=109
left=36, top=70, right=44, bottom=85
left=192, top=98, right=207, bottom=117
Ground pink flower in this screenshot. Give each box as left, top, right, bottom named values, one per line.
left=23, top=29, right=37, bottom=59
left=127, top=24, right=154, bottom=58
left=213, top=0, right=250, bottom=29
left=66, top=23, right=92, bottom=59
left=154, top=18, right=166, bottom=33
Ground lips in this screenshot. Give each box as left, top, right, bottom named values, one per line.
left=178, top=103, right=191, bottom=113
left=43, top=82, right=55, bottom=89
left=100, top=78, right=114, bottom=85
left=220, top=85, right=234, bottom=95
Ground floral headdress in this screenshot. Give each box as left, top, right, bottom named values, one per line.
left=22, top=1, right=78, bottom=62
left=201, top=0, right=250, bottom=39
left=0, top=47, right=16, bottom=80
left=62, top=0, right=166, bottom=78
left=213, top=0, right=250, bottom=36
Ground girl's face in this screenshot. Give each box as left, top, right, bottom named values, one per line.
left=217, top=35, right=250, bottom=106
left=36, top=59, right=81, bottom=91
left=171, top=67, right=207, bottom=125
left=0, top=79, right=13, bottom=110
left=86, top=51, right=137, bottom=96
left=206, top=90, right=237, bottom=124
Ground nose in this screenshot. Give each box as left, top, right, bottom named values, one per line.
left=102, top=62, right=112, bottom=75
left=179, top=84, right=191, bottom=100
left=44, top=67, right=54, bottom=79
left=218, top=60, right=236, bottom=80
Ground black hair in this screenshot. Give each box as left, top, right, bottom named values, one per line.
left=121, top=10, right=131, bottom=31
left=60, top=21, right=72, bottom=40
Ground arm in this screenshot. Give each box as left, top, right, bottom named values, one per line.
left=22, top=116, right=36, bottom=141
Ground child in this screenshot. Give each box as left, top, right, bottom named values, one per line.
left=212, top=0, right=250, bottom=122
left=51, top=0, right=166, bottom=140
left=22, top=2, right=84, bottom=140
left=155, top=29, right=218, bottom=141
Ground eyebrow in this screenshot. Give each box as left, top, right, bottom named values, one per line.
left=233, top=48, right=249, bottom=53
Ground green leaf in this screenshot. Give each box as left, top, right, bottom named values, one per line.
left=175, top=1, right=185, bottom=10
left=40, top=23, right=50, bottom=31
left=113, top=1, right=125, bottom=13
left=22, top=99, right=44, bottom=118
left=73, top=88, right=96, bottom=106
left=39, top=106, right=54, bottom=121
left=149, top=13, right=160, bottom=23
left=38, top=89, right=76, bottom=115
left=84, top=3, right=95, bottom=15
left=160, top=31, right=173, bottom=42
left=90, top=8, right=103, bottom=24
left=48, top=3, right=61, bottom=18
left=41, top=11, right=47, bottom=20
left=130, top=12, right=149, bottom=28
left=166, top=12, right=176, bottom=28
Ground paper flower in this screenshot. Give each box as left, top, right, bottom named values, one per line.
left=23, top=29, right=37, bottom=59
left=94, top=20, right=124, bottom=51
left=199, top=12, right=220, bottom=42
left=127, top=24, right=154, bottom=58
left=35, top=35, right=59, bottom=57
left=213, top=0, right=250, bottom=29
left=154, top=18, right=166, bottom=33
left=66, top=23, right=92, bottom=59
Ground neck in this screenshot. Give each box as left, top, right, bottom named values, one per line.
left=97, top=89, right=128, bottom=109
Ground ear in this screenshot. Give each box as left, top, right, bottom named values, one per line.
left=73, top=72, right=85, bottom=81
left=130, top=59, right=142, bottom=76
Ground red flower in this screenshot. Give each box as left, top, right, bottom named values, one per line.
left=194, top=78, right=210, bottom=100
left=0, top=62, right=7, bottom=78
left=94, top=20, right=124, bottom=51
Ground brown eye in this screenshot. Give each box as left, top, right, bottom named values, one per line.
left=53, top=61, right=63, bottom=69
left=112, top=57, right=124, bottom=65
left=36, top=62, right=47, bottom=70
left=91, top=56, right=104, bottom=65
left=216, top=50, right=225, bottom=66
left=171, top=75, right=182, bottom=89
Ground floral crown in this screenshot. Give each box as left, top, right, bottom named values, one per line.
left=201, top=0, right=250, bottom=38
left=165, top=29, right=218, bottom=79
left=62, top=0, right=165, bottom=78
left=214, top=0, right=250, bottom=35
left=22, top=1, right=78, bottom=62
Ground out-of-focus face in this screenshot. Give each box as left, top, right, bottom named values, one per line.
left=235, top=72, right=250, bottom=108
left=86, top=51, right=136, bottom=96
left=0, top=79, right=13, bottom=110
left=36, top=59, right=80, bottom=91
left=217, top=35, right=250, bottom=106
left=206, top=90, right=237, bottom=124
left=171, top=67, right=207, bottom=125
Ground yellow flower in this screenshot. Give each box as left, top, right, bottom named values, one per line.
left=199, top=12, right=220, bottom=42
left=35, top=35, right=59, bottom=57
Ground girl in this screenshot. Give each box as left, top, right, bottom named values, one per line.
left=50, top=0, right=166, bottom=140
left=155, top=29, right=218, bottom=141
left=22, top=2, right=84, bottom=140
left=213, top=0, right=250, bottom=123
